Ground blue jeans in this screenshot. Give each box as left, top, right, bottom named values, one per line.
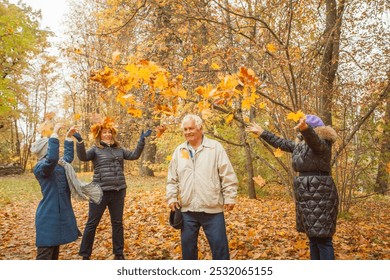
left=309, top=237, right=335, bottom=260
left=79, top=189, right=126, bottom=258
left=181, top=212, right=229, bottom=260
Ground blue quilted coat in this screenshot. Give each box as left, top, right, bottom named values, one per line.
left=33, top=138, right=79, bottom=247
left=260, top=125, right=339, bottom=238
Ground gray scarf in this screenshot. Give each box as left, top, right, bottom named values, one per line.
left=58, top=158, right=102, bottom=204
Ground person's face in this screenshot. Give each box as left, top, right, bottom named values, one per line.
left=182, top=119, right=202, bottom=145
left=100, top=128, right=113, bottom=143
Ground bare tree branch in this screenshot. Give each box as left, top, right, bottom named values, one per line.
left=332, top=77, right=390, bottom=165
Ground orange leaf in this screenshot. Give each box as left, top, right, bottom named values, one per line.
left=156, top=125, right=167, bottom=138
left=44, top=112, right=56, bottom=121
left=274, top=148, right=284, bottom=157
left=253, top=175, right=266, bottom=187
left=386, top=162, right=390, bottom=174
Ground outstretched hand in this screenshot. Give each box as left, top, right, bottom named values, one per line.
left=245, top=122, right=264, bottom=136
left=293, top=118, right=308, bottom=132
left=66, top=125, right=79, bottom=138
left=141, top=129, right=152, bottom=139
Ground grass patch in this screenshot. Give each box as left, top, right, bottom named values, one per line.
left=0, top=172, right=165, bottom=207
left=0, top=174, right=41, bottom=206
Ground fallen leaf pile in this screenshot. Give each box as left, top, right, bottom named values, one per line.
left=0, top=174, right=389, bottom=260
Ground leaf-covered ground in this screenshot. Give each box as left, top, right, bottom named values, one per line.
left=0, top=173, right=389, bottom=260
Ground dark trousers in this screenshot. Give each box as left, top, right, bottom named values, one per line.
left=79, top=189, right=126, bottom=258
left=36, top=246, right=60, bottom=260
left=309, top=237, right=335, bottom=260
left=181, top=212, right=229, bottom=260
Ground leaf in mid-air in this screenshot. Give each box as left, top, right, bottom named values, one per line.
left=287, top=110, right=306, bottom=122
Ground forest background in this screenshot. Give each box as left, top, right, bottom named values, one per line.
left=0, top=0, right=389, bottom=260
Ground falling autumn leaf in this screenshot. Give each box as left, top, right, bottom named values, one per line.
left=156, top=124, right=167, bottom=138
left=44, top=112, right=56, bottom=121
left=112, top=50, right=121, bottom=64
left=73, top=113, right=81, bottom=121
left=225, top=113, right=234, bottom=124
left=259, top=102, right=267, bottom=109
left=274, top=147, right=284, bottom=157
left=211, top=63, right=221, bottom=70
left=266, top=43, right=277, bottom=53
left=253, top=175, right=266, bottom=187
left=287, top=110, right=306, bottom=122
left=180, top=149, right=189, bottom=159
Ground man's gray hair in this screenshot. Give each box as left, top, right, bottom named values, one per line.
left=181, top=114, right=203, bottom=130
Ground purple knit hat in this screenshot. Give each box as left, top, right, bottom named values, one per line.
left=305, top=114, right=325, bottom=128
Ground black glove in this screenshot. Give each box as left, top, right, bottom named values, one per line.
left=73, top=132, right=83, bottom=142
left=139, top=129, right=152, bottom=141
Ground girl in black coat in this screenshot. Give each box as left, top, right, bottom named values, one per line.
left=247, top=115, right=338, bottom=260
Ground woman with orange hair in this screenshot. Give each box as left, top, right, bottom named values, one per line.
left=74, top=118, right=151, bottom=260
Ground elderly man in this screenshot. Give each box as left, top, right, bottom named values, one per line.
left=166, top=114, right=238, bottom=260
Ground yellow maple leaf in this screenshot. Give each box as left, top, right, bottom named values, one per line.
left=154, top=73, right=168, bottom=89
left=211, top=63, right=221, bottom=70
left=225, top=113, right=234, bottom=124
left=249, top=132, right=259, bottom=138
left=138, top=67, right=152, bottom=83
left=176, top=74, right=183, bottom=82
left=182, top=55, right=193, bottom=67
left=274, top=148, right=284, bottom=157
left=287, top=110, right=306, bottom=122
left=181, top=149, right=189, bottom=159
left=259, top=102, right=267, bottom=109
left=73, top=113, right=81, bottom=121
left=127, top=108, right=142, bottom=118
left=253, top=175, right=266, bottom=187
left=177, top=89, right=187, bottom=98
left=166, top=155, right=172, bottom=161
left=266, top=43, right=277, bottom=53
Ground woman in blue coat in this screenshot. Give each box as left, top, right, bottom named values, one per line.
left=31, top=123, right=80, bottom=260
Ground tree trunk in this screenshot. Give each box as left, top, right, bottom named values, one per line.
left=139, top=136, right=156, bottom=176
left=374, top=85, right=390, bottom=194
left=240, top=124, right=256, bottom=199
left=318, top=0, right=345, bottom=125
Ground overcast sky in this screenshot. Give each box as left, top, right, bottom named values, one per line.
left=9, top=0, right=68, bottom=37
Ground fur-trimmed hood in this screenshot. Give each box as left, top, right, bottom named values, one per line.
left=313, top=126, right=338, bottom=143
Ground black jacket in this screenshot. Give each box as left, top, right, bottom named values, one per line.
left=76, top=140, right=145, bottom=191
left=261, top=125, right=339, bottom=238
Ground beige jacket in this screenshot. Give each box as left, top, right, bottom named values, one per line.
left=166, top=136, right=238, bottom=213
